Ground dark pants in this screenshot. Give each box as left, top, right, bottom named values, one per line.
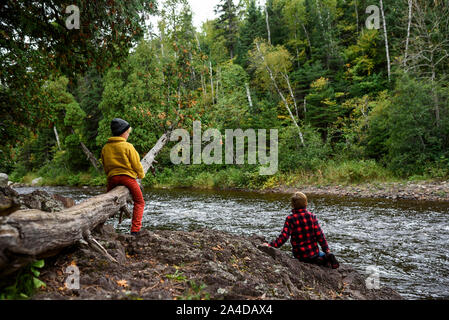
left=107, top=175, right=145, bottom=233
left=298, top=252, right=327, bottom=266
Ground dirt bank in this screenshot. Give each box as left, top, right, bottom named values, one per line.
left=31, top=225, right=402, bottom=300
left=10, top=178, right=449, bottom=202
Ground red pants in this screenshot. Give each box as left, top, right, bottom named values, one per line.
left=107, top=175, right=145, bottom=233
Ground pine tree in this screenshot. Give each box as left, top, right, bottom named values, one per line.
left=237, top=0, right=266, bottom=67
left=214, top=0, right=240, bottom=59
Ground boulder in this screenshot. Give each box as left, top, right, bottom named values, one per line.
left=0, top=173, right=8, bottom=187
left=18, top=190, right=73, bottom=212
left=0, top=186, right=20, bottom=216
left=31, top=177, right=43, bottom=186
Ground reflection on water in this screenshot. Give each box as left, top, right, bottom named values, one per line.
left=14, top=186, right=449, bottom=300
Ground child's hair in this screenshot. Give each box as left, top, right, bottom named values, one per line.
left=291, top=191, right=307, bottom=209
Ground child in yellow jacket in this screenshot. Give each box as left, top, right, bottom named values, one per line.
left=101, top=118, right=145, bottom=235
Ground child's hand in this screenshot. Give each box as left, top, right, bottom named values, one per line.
left=262, top=243, right=270, bottom=247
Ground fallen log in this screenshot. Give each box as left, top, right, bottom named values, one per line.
left=0, top=131, right=172, bottom=277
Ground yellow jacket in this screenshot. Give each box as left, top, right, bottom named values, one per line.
left=101, top=137, right=145, bottom=179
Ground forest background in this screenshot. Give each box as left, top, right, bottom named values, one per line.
left=1, top=0, right=448, bottom=190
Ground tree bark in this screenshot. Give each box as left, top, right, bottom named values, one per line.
left=264, top=6, right=271, bottom=45
left=245, top=82, right=253, bottom=109
left=379, top=0, right=391, bottom=81
left=53, top=126, right=61, bottom=151
left=69, top=127, right=102, bottom=174
left=0, top=131, right=172, bottom=276
left=209, top=61, right=215, bottom=105
left=404, top=0, right=413, bottom=68
left=80, top=141, right=102, bottom=174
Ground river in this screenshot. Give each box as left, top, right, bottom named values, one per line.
left=15, top=186, right=449, bottom=300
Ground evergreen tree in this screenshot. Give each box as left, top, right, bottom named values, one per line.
left=214, top=0, right=240, bottom=59
left=237, top=0, right=266, bottom=67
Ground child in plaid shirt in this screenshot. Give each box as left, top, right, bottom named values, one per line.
left=264, top=192, right=339, bottom=269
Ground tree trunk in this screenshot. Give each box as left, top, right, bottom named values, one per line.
left=264, top=6, right=271, bottom=45
left=70, top=127, right=102, bottom=174
left=404, top=0, right=413, bottom=68
left=0, top=131, right=172, bottom=276
left=255, top=42, right=306, bottom=147
left=379, top=0, right=391, bottom=81
left=303, top=97, right=307, bottom=120
left=80, top=141, right=102, bottom=174
left=245, top=82, right=253, bottom=109
left=282, top=70, right=300, bottom=122
left=53, top=126, right=61, bottom=151
left=209, top=61, right=214, bottom=105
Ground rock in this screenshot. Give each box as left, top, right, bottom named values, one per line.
left=31, top=228, right=403, bottom=300
left=0, top=174, right=8, bottom=187
left=0, top=173, right=8, bottom=187
left=18, top=190, right=74, bottom=212
left=31, top=177, right=43, bottom=186
left=0, top=186, right=21, bottom=215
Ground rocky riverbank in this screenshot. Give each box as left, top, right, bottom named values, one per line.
left=31, top=225, right=402, bottom=300
left=4, top=169, right=449, bottom=202
left=259, top=180, right=449, bottom=202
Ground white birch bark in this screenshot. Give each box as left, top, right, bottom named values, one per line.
left=265, top=6, right=271, bottom=45
left=245, top=82, right=253, bottom=109
left=404, top=0, right=413, bottom=68
left=209, top=61, right=214, bottom=104
left=53, top=126, right=61, bottom=151
left=379, top=0, right=391, bottom=81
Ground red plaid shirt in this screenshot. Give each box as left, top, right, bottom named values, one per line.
left=269, top=208, right=330, bottom=260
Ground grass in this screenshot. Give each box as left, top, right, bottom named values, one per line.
left=9, top=158, right=445, bottom=191
left=149, top=159, right=399, bottom=190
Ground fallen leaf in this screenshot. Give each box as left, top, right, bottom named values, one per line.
left=117, top=280, right=129, bottom=288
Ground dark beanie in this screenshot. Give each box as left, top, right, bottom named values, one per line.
left=111, top=118, right=130, bottom=136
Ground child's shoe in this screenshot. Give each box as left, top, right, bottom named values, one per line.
left=326, top=253, right=339, bottom=269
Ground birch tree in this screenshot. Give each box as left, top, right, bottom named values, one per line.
left=379, top=0, right=391, bottom=81
left=264, top=5, right=272, bottom=45
left=252, top=40, right=306, bottom=147
left=403, top=0, right=413, bottom=68
left=405, top=0, right=449, bottom=127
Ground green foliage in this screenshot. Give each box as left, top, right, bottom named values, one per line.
left=323, top=159, right=391, bottom=184
left=178, top=280, right=210, bottom=300
left=237, top=0, right=266, bottom=67
left=214, top=0, right=240, bottom=59
left=5, top=0, right=449, bottom=186
left=278, top=125, right=331, bottom=172
left=0, top=0, right=157, bottom=148
left=210, top=62, right=251, bottom=129
left=0, top=260, right=46, bottom=300
left=384, top=73, right=449, bottom=176
left=165, top=269, right=187, bottom=282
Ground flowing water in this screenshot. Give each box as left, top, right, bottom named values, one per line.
left=15, top=186, right=449, bottom=300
